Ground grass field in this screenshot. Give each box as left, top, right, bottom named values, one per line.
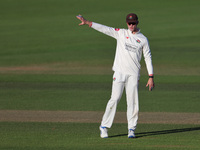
left=0, top=0, right=200, bottom=149
left=0, top=122, right=199, bottom=150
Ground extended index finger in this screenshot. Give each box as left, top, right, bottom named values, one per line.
left=76, top=14, right=82, bottom=19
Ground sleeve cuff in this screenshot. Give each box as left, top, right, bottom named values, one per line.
left=89, top=22, right=93, bottom=27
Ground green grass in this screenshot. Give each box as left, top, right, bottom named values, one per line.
left=0, top=74, right=199, bottom=112
left=0, top=122, right=200, bottom=150
left=0, top=0, right=200, bottom=69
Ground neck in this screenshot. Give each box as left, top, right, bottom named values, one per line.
left=132, top=28, right=139, bottom=34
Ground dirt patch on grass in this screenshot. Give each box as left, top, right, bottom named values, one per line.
left=0, top=110, right=199, bottom=124
left=0, top=62, right=112, bottom=75
left=0, top=62, right=199, bottom=75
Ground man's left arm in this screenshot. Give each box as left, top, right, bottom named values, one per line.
left=143, top=38, right=155, bottom=91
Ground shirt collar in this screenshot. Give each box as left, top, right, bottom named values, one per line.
left=128, top=28, right=140, bottom=34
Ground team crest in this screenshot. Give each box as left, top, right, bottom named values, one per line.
left=115, top=28, right=120, bottom=31
left=136, top=39, right=141, bottom=43
left=129, top=16, right=133, bottom=19
left=113, top=77, right=116, bottom=81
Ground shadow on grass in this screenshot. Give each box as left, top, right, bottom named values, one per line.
left=109, top=127, right=200, bottom=138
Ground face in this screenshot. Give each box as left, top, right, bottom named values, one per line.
left=127, top=22, right=138, bottom=32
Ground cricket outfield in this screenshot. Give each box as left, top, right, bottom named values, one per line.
left=0, top=0, right=200, bottom=149
left=0, top=110, right=200, bottom=125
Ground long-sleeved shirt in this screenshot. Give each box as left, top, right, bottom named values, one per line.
left=91, top=22, right=153, bottom=76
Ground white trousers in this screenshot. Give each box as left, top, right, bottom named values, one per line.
left=101, top=71, right=139, bottom=130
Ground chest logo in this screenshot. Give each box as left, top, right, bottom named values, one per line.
left=126, top=37, right=129, bottom=39
left=136, top=39, right=141, bottom=43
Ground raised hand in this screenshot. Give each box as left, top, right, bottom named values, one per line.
left=76, top=14, right=92, bottom=27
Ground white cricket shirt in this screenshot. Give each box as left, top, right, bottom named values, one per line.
left=91, top=22, right=153, bottom=76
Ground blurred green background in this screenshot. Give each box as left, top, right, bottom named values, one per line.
left=0, top=0, right=199, bottom=112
